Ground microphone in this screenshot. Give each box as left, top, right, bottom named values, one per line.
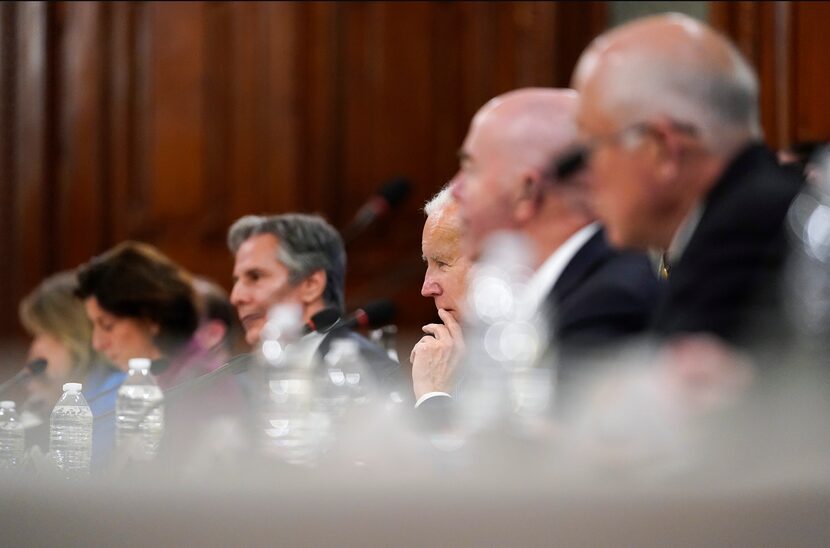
left=338, top=300, right=397, bottom=331
left=306, top=308, right=341, bottom=334
left=0, top=358, right=48, bottom=396
left=342, top=177, right=412, bottom=244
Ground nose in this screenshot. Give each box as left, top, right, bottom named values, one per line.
left=229, top=280, right=247, bottom=308
left=450, top=172, right=464, bottom=202
left=421, top=272, right=442, bottom=298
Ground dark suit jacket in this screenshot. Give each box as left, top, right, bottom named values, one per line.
left=652, top=143, right=803, bottom=345
left=547, top=228, right=662, bottom=351
left=417, top=229, right=660, bottom=420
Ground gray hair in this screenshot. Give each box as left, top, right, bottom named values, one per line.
left=423, top=184, right=454, bottom=217
left=591, top=16, right=762, bottom=153
left=227, top=213, right=346, bottom=312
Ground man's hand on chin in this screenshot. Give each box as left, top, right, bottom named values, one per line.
left=410, top=308, right=465, bottom=400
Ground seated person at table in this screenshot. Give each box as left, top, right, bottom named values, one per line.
left=227, top=213, right=400, bottom=388
left=411, top=186, right=471, bottom=407
left=75, top=241, right=199, bottom=465
left=571, top=14, right=803, bottom=348
left=415, top=89, right=660, bottom=404
left=156, top=276, right=245, bottom=387
left=17, top=271, right=120, bottom=451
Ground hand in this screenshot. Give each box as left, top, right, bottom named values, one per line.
left=410, top=309, right=465, bottom=400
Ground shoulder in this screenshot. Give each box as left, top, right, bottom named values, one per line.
left=559, top=236, right=661, bottom=310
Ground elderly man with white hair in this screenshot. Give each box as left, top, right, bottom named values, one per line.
left=572, top=14, right=803, bottom=346
left=410, top=186, right=471, bottom=406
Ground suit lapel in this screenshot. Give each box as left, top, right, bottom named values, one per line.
left=549, top=229, right=611, bottom=304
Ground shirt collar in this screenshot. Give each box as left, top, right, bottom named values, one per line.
left=666, top=203, right=704, bottom=265
left=521, top=222, right=600, bottom=315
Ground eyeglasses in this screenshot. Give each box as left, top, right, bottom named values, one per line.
left=552, top=120, right=700, bottom=181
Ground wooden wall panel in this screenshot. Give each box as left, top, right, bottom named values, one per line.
left=711, top=1, right=830, bottom=151
left=792, top=1, right=830, bottom=143
left=0, top=1, right=608, bottom=345
left=0, top=3, right=15, bottom=335
left=13, top=2, right=51, bottom=307
left=55, top=2, right=106, bottom=268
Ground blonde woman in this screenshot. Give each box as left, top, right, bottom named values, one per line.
left=18, top=271, right=124, bottom=451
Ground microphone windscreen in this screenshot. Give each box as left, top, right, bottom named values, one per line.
left=27, top=358, right=48, bottom=376
left=377, top=177, right=411, bottom=208
left=309, top=308, right=341, bottom=333
left=353, top=299, right=397, bottom=329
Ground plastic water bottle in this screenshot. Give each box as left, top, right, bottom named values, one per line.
left=116, top=358, right=164, bottom=460
left=0, top=401, right=24, bottom=469
left=370, top=325, right=400, bottom=363
left=316, top=338, right=374, bottom=418
left=258, top=304, right=329, bottom=465
left=50, top=383, right=93, bottom=476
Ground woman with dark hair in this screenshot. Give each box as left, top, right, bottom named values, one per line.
left=75, top=241, right=200, bottom=466
left=75, top=241, right=199, bottom=376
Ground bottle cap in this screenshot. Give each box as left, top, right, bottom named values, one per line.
left=63, top=382, right=82, bottom=392
left=128, top=358, right=152, bottom=370
left=0, top=401, right=15, bottom=409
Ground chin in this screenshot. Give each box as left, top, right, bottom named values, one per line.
left=245, top=329, right=262, bottom=347
left=604, top=225, right=635, bottom=250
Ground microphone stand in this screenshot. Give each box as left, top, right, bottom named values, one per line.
left=0, top=359, right=48, bottom=397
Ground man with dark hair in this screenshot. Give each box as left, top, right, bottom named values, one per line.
left=228, top=213, right=347, bottom=343
left=227, top=213, right=400, bottom=387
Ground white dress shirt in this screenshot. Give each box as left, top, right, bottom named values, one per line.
left=519, top=222, right=600, bottom=318
left=415, top=223, right=600, bottom=408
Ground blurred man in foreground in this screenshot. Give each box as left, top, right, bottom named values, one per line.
left=572, top=14, right=803, bottom=347
left=451, top=89, right=659, bottom=353
left=412, top=88, right=660, bottom=407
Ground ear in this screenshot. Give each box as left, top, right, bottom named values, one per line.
left=194, top=320, right=227, bottom=351
left=650, top=116, right=684, bottom=182
left=298, top=270, right=327, bottom=306
left=513, top=170, right=543, bottom=224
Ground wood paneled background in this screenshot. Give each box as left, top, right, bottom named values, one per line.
left=1, top=1, right=828, bottom=352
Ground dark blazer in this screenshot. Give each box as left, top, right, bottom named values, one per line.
left=418, top=229, right=660, bottom=420
left=652, top=143, right=803, bottom=345
left=547, top=228, right=662, bottom=352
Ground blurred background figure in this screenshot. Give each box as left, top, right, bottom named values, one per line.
left=157, top=276, right=246, bottom=388
left=16, top=271, right=108, bottom=451
left=76, top=241, right=200, bottom=385
left=412, top=185, right=472, bottom=406
left=75, top=241, right=199, bottom=466
left=194, top=276, right=246, bottom=358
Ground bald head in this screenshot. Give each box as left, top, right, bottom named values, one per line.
left=571, top=14, right=761, bottom=250
left=451, top=88, right=590, bottom=262
left=467, top=88, right=580, bottom=181
left=574, top=14, right=760, bottom=152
